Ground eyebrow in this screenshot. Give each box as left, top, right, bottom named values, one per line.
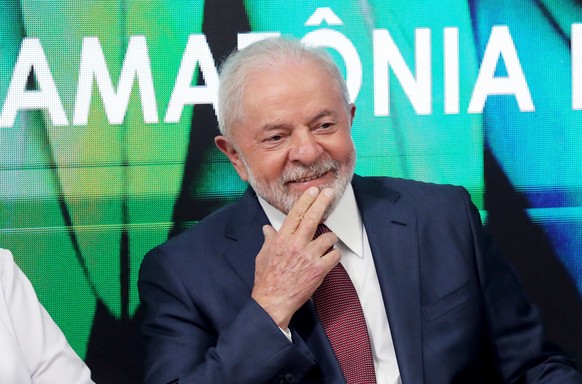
left=308, top=110, right=338, bottom=124
left=258, top=110, right=339, bottom=132
left=260, top=122, right=290, bottom=132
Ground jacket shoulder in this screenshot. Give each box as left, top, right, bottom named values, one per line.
left=355, top=175, right=470, bottom=204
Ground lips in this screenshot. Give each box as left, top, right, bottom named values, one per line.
left=280, top=158, right=339, bottom=185
left=291, top=172, right=327, bottom=183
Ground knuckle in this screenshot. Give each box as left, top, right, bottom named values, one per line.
left=271, top=235, right=284, bottom=246
left=329, top=250, right=341, bottom=264
left=312, top=263, right=325, bottom=276
left=302, top=212, right=320, bottom=225
left=289, top=242, right=305, bottom=256
left=321, top=232, right=336, bottom=244
left=288, top=209, right=304, bottom=221
left=329, top=236, right=338, bottom=249
left=314, top=233, right=335, bottom=250
left=304, top=266, right=323, bottom=285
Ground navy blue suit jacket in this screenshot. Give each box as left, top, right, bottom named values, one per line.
left=138, top=176, right=582, bottom=383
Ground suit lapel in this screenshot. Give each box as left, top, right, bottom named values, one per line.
left=353, top=176, right=424, bottom=384
left=221, top=188, right=269, bottom=289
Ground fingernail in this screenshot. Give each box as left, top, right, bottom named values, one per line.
left=323, top=188, right=334, bottom=197
left=308, top=187, right=319, bottom=196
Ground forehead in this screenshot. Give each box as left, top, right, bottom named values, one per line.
left=248, top=59, right=331, bottom=87
left=239, top=60, right=344, bottom=117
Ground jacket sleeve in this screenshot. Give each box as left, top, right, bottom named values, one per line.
left=138, top=246, right=317, bottom=384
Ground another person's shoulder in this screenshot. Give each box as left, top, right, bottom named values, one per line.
left=0, top=248, right=14, bottom=263
left=0, top=248, right=18, bottom=282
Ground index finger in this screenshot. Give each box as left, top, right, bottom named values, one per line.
left=293, top=187, right=335, bottom=239
left=279, top=186, right=320, bottom=235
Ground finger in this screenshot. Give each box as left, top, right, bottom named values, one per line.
left=295, top=188, right=335, bottom=238
left=320, top=249, right=341, bottom=275
left=310, top=231, right=338, bottom=256
left=279, top=187, right=320, bottom=235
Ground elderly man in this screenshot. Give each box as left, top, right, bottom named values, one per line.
left=138, top=37, right=582, bottom=384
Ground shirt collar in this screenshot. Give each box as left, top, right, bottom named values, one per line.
left=257, top=183, right=364, bottom=257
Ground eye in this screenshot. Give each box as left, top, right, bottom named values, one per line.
left=261, top=133, right=287, bottom=147
left=317, top=122, right=335, bottom=131
left=265, top=134, right=283, bottom=142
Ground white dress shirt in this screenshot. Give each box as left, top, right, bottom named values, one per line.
left=0, top=248, right=94, bottom=384
left=258, top=185, right=402, bottom=384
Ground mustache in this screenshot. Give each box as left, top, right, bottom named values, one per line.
left=279, top=158, right=339, bottom=184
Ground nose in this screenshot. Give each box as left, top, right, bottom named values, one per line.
left=288, top=129, right=323, bottom=164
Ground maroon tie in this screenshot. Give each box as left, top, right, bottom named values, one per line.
left=312, top=224, right=377, bottom=384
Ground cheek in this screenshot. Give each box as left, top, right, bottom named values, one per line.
left=265, top=164, right=287, bottom=183
left=248, top=154, right=287, bottom=182
left=328, top=137, right=355, bottom=161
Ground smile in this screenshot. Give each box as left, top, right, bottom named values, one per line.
left=288, top=171, right=330, bottom=184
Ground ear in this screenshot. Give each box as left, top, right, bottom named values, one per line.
left=348, top=103, right=356, bottom=127
left=214, top=135, right=249, bottom=181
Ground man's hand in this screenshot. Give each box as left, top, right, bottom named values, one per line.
left=251, top=187, right=341, bottom=329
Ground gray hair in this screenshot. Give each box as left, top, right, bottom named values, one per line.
left=217, top=36, right=351, bottom=137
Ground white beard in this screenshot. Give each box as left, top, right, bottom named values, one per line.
left=243, top=150, right=356, bottom=218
